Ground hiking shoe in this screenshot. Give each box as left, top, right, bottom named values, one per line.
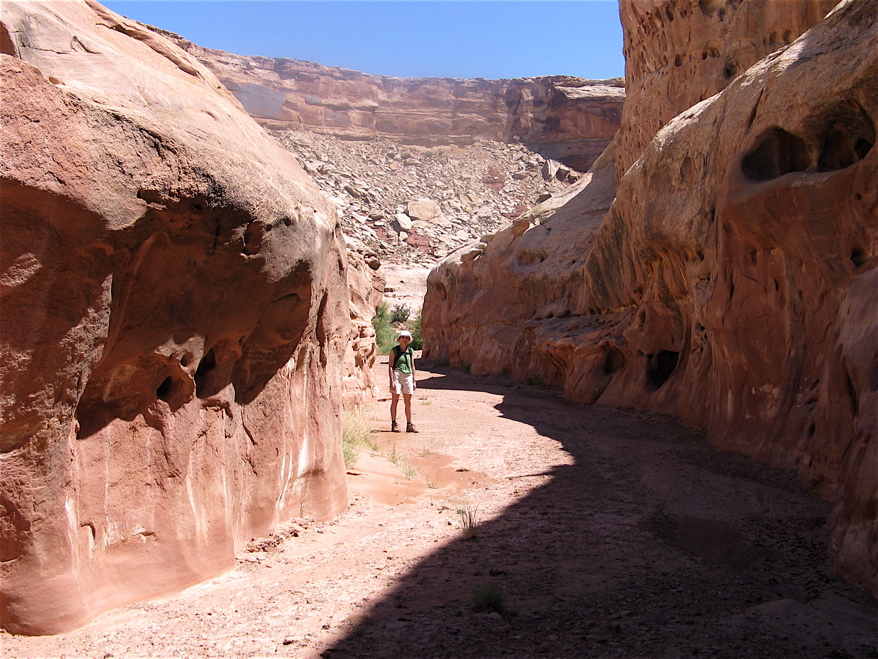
left=391, top=420, right=400, bottom=433
left=406, top=422, right=418, bottom=433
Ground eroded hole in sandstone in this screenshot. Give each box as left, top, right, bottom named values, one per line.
left=851, top=248, right=868, bottom=268
left=723, top=61, right=737, bottom=80
left=517, top=250, right=547, bottom=266
left=154, top=372, right=194, bottom=408
left=194, top=344, right=239, bottom=399
left=156, top=376, right=177, bottom=402
left=646, top=350, right=679, bottom=390
left=680, top=156, right=694, bottom=182
left=0, top=23, right=18, bottom=57
left=817, top=103, right=875, bottom=172
left=742, top=128, right=810, bottom=181
left=604, top=349, right=626, bottom=376
left=242, top=222, right=264, bottom=256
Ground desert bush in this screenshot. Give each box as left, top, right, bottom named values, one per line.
left=342, top=411, right=376, bottom=467
left=409, top=310, right=423, bottom=350
left=372, top=303, right=396, bottom=354
left=391, top=303, right=411, bottom=324
left=471, top=582, right=505, bottom=612
left=456, top=499, right=479, bottom=539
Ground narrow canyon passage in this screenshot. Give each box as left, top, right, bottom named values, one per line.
left=3, top=365, right=876, bottom=658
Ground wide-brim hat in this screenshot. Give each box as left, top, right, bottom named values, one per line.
left=398, top=330, right=412, bottom=339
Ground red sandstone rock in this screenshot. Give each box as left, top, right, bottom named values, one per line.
left=614, top=0, right=840, bottom=180
left=343, top=237, right=385, bottom=407
left=0, top=0, right=349, bottom=634
left=424, top=0, right=877, bottom=593
left=161, top=38, right=625, bottom=173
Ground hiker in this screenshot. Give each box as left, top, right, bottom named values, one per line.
left=388, top=330, right=418, bottom=433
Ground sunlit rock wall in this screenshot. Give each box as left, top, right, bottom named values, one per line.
left=0, top=0, right=349, bottom=634
left=163, top=38, right=625, bottom=172
left=614, top=0, right=839, bottom=180
left=343, top=237, right=385, bottom=407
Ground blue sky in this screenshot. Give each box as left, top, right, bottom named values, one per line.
left=103, top=1, right=625, bottom=80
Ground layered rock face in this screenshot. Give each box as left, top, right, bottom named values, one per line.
left=163, top=39, right=625, bottom=172
left=615, top=0, right=839, bottom=179
left=0, top=0, right=349, bottom=634
left=424, top=0, right=877, bottom=593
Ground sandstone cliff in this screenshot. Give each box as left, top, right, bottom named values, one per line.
left=161, top=39, right=625, bottom=173
left=0, top=0, right=349, bottom=634
left=424, top=0, right=877, bottom=593
left=614, top=0, right=839, bottom=180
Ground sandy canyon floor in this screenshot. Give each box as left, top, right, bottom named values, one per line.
left=3, top=363, right=876, bottom=659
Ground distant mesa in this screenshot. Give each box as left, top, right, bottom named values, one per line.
left=164, top=34, right=625, bottom=173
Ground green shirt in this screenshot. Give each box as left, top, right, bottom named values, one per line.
left=392, top=345, right=414, bottom=375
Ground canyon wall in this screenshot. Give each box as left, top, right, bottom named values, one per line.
left=614, top=0, right=839, bottom=179
left=0, top=0, right=350, bottom=634
left=164, top=39, right=625, bottom=173
left=423, top=0, right=877, bottom=593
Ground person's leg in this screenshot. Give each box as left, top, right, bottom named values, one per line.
left=390, top=391, right=400, bottom=430
left=403, top=393, right=413, bottom=424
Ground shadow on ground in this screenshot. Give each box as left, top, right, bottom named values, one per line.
left=326, top=366, right=877, bottom=658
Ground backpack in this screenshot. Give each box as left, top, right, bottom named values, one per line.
left=391, top=345, right=413, bottom=370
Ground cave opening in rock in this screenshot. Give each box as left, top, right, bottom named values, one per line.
left=155, top=376, right=178, bottom=403
left=817, top=103, right=875, bottom=172
left=741, top=127, right=810, bottom=181
left=604, top=348, right=626, bottom=376
left=646, top=350, right=680, bottom=390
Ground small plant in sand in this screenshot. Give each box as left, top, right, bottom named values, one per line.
left=403, top=463, right=418, bottom=481
left=456, top=499, right=480, bottom=539
left=471, top=582, right=505, bottom=612
left=342, top=410, right=376, bottom=467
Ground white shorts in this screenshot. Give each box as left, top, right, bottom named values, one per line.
left=391, top=369, right=415, bottom=395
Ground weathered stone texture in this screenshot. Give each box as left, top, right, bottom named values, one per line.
left=0, top=0, right=349, bottom=634
left=343, top=237, right=384, bottom=407
left=164, top=39, right=625, bottom=172
left=424, top=0, right=877, bottom=593
left=614, top=0, right=839, bottom=180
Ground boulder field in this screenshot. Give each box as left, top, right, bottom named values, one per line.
left=424, top=0, right=877, bottom=594
left=1, top=0, right=350, bottom=634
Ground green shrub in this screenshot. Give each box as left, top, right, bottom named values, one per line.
left=372, top=303, right=396, bottom=354
left=391, top=303, right=411, bottom=324
left=471, top=583, right=505, bottom=612
left=409, top=310, right=423, bottom=350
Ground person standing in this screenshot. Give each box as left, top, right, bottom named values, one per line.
left=388, top=330, right=418, bottom=432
